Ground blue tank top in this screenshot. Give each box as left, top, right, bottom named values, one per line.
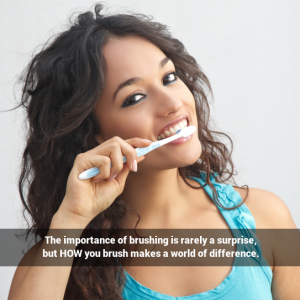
left=121, top=173, right=273, bottom=299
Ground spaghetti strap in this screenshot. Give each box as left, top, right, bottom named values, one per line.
left=190, top=172, right=272, bottom=283
left=121, top=172, right=273, bottom=299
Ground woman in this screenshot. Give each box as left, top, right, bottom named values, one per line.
left=8, top=3, right=299, bottom=300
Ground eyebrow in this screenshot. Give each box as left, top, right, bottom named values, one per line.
left=112, top=56, right=170, bottom=101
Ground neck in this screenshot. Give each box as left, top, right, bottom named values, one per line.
left=120, top=168, right=199, bottom=228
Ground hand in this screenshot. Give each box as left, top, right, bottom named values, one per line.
left=54, top=137, right=151, bottom=228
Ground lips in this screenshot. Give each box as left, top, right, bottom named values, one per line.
left=157, top=115, right=190, bottom=140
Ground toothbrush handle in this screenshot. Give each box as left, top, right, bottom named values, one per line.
left=78, top=127, right=189, bottom=180
left=134, top=142, right=160, bottom=157
left=78, top=143, right=159, bottom=180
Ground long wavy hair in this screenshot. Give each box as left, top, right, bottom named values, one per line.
left=15, top=3, right=248, bottom=299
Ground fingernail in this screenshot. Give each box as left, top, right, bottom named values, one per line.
left=132, top=160, right=137, bottom=172
left=109, top=174, right=117, bottom=181
left=142, top=139, right=152, bottom=143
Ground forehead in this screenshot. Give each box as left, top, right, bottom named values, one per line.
left=102, top=36, right=165, bottom=80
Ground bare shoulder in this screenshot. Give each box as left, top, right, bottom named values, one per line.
left=233, top=187, right=300, bottom=299
left=233, top=187, right=297, bottom=229
left=8, top=240, right=43, bottom=299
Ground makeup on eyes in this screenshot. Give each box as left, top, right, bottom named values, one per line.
left=112, top=56, right=171, bottom=101
left=121, top=71, right=178, bottom=107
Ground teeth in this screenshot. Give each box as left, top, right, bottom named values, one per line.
left=174, top=124, right=180, bottom=131
left=179, top=121, right=185, bottom=129
left=157, top=118, right=189, bottom=140
left=170, top=127, right=176, bottom=134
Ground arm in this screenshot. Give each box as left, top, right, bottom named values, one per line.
left=237, top=188, right=300, bottom=299
left=8, top=137, right=150, bottom=300
left=261, top=191, right=300, bottom=300
left=7, top=211, right=87, bottom=300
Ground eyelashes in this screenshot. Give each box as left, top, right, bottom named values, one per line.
left=163, top=72, right=177, bottom=86
left=121, top=71, right=178, bottom=108
left=121, top=93, right=145, bottom=108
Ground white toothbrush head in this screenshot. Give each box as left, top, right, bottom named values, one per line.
left=78, top=125, right=197, bottom=180
left=177, top=125, right=196, bottom=137
left=154, top=125, right=197, bottom=147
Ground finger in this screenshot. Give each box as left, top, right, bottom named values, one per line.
left=112, top=156, right=146, bottom=192
left=73, top=153, right=111, bottom=181
left=114, top=138, right=151, bottom=171
left=106, top=143, right=124, bottom=181
left=107, top=153, right=146, bottom=183
left=112, top=163, right=130, bottom=190
left=124, top=138, right=152, bottom=148
left=89, top=137, right=137, bottom=172
left=95, top=153, right=146, bottom=183
left=85, top=137, right=151, bottom=173
left=136, top=155, right=145, bottom=164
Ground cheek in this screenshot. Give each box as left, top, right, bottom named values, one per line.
left=97, top=109, right=151, bottom=141
left=177, top=81, right=196, bottom=109
left=187, top=91, right=196, bottom=109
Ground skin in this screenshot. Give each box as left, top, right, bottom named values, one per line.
left=8, top=35, right=300, bottom=299
left=94, top=35, right=202, bottom=228
left=94, top=36, right=300, bottom=297
left=94, top=35, right=239, bottom=295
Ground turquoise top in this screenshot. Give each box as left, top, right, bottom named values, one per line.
left=121, top=173, right=273, bottom=299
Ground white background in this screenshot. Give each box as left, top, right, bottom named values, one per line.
left=1, top=0, right=299, bottom=298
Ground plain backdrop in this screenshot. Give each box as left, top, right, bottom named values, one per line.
left=1, top=0, right=299, bottom=297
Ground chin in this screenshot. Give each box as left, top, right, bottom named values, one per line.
left=176, top=141, right=202, bottom=167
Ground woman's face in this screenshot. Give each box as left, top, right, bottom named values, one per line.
left=94, top=35, right=201, bottom=172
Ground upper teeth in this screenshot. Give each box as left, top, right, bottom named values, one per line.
left=157, top=118, right=188, bottom=140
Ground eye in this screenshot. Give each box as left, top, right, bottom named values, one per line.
left=121, top=93, right=146, bottom=107
left=163, top=71, right=178, bottom=85
left=121, top=72, right=178, bottom=108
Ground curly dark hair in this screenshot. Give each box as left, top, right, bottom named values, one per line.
left=14, top=3, right=248, bottom=299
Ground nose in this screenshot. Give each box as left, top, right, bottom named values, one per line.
left=154, top=87, right=183, bottom=117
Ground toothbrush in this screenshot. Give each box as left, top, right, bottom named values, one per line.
left=78, top=125, right=196, bottom=180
